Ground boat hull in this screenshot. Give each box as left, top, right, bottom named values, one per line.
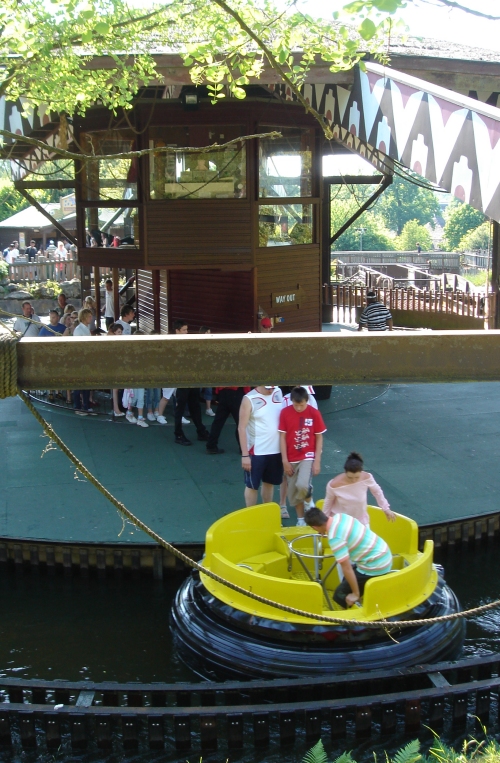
left=171, top=572, right=465, bottom=680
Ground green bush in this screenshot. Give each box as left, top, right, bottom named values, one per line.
left=0, top=259, right=8, bottom=281
left=302, top=734, right=500, bottom=763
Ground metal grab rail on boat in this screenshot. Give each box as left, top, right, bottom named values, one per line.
left=287, top=534, right=338, bottom=610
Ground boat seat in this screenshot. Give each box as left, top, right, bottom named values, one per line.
left=240, top=551, right=287, bottom=575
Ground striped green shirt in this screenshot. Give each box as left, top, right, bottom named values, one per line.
left=327, top=513, right=392, bottom=575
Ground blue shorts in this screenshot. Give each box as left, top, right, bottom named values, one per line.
left=244, top=453, right=283, bottom=490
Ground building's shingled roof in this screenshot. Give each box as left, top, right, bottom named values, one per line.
left=387, top=35, right=500, bottom=62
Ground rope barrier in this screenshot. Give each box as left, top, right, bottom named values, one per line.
left=0, top=308, right=66, bottom=337
left=14, top=387, right=500, bottom=632
left=1, top=324, right=500, bottom=630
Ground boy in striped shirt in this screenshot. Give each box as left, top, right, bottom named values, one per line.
left=304, top=507, right=392, bottom=608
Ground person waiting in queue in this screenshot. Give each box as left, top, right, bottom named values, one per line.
left=304, top=506, right=393, bottom=608
left=322, top=451, right=395, bottom=526
left=358, top=290, right=393, bottom=332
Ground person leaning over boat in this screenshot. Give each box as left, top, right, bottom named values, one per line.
left=238, top=385, right=284, bottom=507
left=322, top=451, right=395, bottom=525
left=304, top=507, right=393, bottom=608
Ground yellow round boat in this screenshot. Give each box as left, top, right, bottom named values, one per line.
left=171, top=503, right=464, bottom=679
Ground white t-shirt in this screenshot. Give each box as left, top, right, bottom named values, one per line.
left=245, top=387, right=283, bottom=455
left=10, top=248, right=19, bottom=260
left=13, top=315, right=41, bottom=337
left=115, top=319, right=131, bottom=334
left=73, top=322, right=91, bottom=336
left=282, top=386, right=318, bottom=410
left=105, top=290, right=114, bottom=318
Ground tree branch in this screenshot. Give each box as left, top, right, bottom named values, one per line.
left=209, top=0, right=336, bottom=139
left=0, top=128, right=281, bottom=162
left=416, top=0, right=500, bottom=20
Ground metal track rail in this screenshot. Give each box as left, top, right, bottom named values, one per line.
left=1, top=654, right=500, bottom=751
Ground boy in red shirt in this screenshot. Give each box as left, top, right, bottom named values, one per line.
left=278, top=387, right=327, bottom=526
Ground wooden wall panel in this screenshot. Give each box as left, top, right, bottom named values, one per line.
left=145, top=200, right=252, bottom=267
left=136, top=269, right=155, bottom=334
left=256, top=245, right=321, bottom=332
left=169, top=270, right=254, bottom=333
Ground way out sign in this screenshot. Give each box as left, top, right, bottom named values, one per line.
left=272, top=289, right=302, bottom=308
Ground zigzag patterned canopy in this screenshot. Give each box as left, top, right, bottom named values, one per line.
left=273, top=61, right=500, bottom=222
left=2, top=60, right=500, bottom=221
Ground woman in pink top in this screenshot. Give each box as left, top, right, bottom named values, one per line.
left=322, top=452, right=395, bottom=526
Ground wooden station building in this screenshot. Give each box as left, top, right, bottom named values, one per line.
left=74, top=95, right=323, bottom=334
left=3, top=37, right=500, bottom=332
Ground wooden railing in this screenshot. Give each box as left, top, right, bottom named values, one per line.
left=8, top=255, right=80, bottom=283
left=323, top=284, right=494, bottom=323
left=7, top=257, right=114, bottom=284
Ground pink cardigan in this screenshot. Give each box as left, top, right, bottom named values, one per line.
left=322, top=472, right=391, bottom=526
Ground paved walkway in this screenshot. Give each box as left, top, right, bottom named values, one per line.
left=2, top=371, right=500, bottom=545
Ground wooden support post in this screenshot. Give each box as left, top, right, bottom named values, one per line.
left=491, top=221, right=500, bottom=329
left=279, top=711, right=296, bottom=745
left=355, top=706, right=372, bottom=738
left=475, top=689, right=490, bottom=727
left=174, top=715, right=191, bottom=751
left=102, top=690, right=119, bottom=707
left=32, top=688, right=46, bottom=705
left=305, top=709, right=322, bottom=744
left=94, top=267, right=101, bottom=332
left=0, top=711, right=11, bottom=746
left=428, top=697, right=444, bottom=731
left=127, top=691, right=143, bottom=708
left=452, top=693, right=468, bottom=729
left=19, top=712, right=37, bottom=748
left=113, top=267, right=120, bottom=320
left=122, top=715, right=139, bottom=749
left=200, top=715, right=218, bottom=751
left=330, top=707, right=347, bottom=739
left=54, top=687, right=71, bottom=705
left=9, top=687, right=23, bottom=704
left=405, top=699, right=421, bottom=734
left=148, top=715, right=164, bottom=749
left=227, top=713, right=244, bottom=750
left=381, top=703, right=397, bottom=735
left=70, top=714, right=88, bottom=749
left=321, top=180, right=332, bottom=323
left=253, top=712, right=270, bottom=747
left=81, top=266, right=92, bottom=301
left=44, top=713, right=61, bottom=749
left=96, top=715, right=113, bottom=749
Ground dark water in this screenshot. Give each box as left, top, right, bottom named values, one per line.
left=0, top=544, right=499, bottom=762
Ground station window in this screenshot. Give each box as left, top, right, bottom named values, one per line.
left=149, top=125, right=246, bottom=199
left=84, top=207, right=139, bottom=248
left=80, top=131, right=137, bottom=201
left=259, top=127, right=312, bottom=198
left=258, top=203, right=313, bottom=247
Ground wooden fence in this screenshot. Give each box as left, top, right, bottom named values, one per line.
left=323, top=284, right=494, bottom=324
left=8, top=257, right=113, bottom=284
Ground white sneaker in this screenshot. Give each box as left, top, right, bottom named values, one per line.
left=182, top=417, right=191, bottom=425
left=205, top=409, right=216, bottom=417
left=126, top=413, right=137, bottom=424
left=156, top=415, right=168, bottom=425
left=137, top=417, right=149, bottom=428
left=296, top=518, right=306, bottom=527
left=146, top=413, right=156, bottom=421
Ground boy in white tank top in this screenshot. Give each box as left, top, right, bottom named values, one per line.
left=238, top=386, right=283, bottom=507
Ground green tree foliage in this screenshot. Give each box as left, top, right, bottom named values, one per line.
left=332, top=213, right=395, bottom=251
left=376, top=173, right=440, bottom=235
left=0, top=179, right=28, bottom=222
left=443, top=199, right=486, bottom=251
left=395, top=219, right=433, bottom=252
left=458, top=221, right=490, bottom=252
left=0, top=0, right=403, bottom=120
